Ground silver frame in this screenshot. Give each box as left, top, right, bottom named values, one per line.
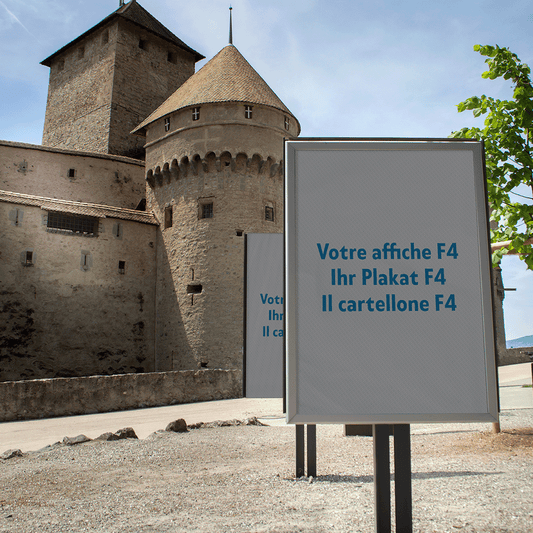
left=284, top=138, right=498, bottom=424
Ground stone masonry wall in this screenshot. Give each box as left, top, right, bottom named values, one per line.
left=42, top=19, right=197, bottom=159
left=109, top=20, right=197, bottom=159
left=0, top=369, right=242, bottom=422
left=147, top=152, right=283, bottom=372
left=42, top=22, right=117, bottom=153
left=0, top=141, right=145, bottom=209
left=0, top=201, right=157, bottom=382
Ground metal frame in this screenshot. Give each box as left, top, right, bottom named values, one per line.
left=285, top=138, right=499, bottom=425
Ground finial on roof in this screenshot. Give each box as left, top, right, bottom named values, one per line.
left=229, top=6, right=233, bottom=45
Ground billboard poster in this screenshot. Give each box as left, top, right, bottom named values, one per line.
left=285, top=139, right=498, bottom=424
left=245, top=233, right=284, bottom=398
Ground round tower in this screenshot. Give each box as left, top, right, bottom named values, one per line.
left=133, top=44, right=300, bottom=371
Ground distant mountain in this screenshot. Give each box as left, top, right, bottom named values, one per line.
left=506, top=335, right=533, bottom=349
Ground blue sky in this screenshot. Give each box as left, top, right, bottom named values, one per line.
left=0, top=0, right=532, bottom=340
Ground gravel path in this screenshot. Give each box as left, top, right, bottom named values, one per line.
left=1, top=409, right=533, bottom=533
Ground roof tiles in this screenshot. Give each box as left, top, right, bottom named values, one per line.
left=134, top=44, right=297, bottom=133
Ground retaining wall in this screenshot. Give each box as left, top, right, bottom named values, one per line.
left=499, top=347, right=533, bottom=366
left=0, top=369, right=242, bottom=422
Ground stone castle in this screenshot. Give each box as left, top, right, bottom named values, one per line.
left=0, top=0, right=300, bottom=383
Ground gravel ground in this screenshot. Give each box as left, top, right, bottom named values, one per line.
left=1, top=409, right=533, bottom=533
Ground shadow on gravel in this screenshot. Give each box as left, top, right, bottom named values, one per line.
left=290, top=470, right=502, bottom=484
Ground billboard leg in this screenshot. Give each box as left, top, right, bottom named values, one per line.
left=307, top=424, right=316, bottom=477
left=296, top=425, right=305, bottom=477
left=373, top=424, right=391, bottom=533
left=393, top=424, right=412, bottom=533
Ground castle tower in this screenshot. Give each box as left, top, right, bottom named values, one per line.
left=133, top=44, right=300, bottom=371
left=41, top=0, right=204, bottom=159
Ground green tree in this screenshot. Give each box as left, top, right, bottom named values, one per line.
left=450, top=44, right=533, bottom=269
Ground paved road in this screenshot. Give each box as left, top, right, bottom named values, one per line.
left=1, top=363, right=532, bottom=453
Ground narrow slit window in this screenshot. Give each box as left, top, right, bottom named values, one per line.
left=265, top=206, right=274, bottom=222
left=25, top=251, right=33, bottom=265
left=236, top=230, right=243, bottom=237
left=284, top=116, right=290, bottom=130
left=192, top=107, right=200, bottom=121
left=81, top=252, right=90, bottom=271
left=167, top=51, right=177, bottom=63
left=245, top=105, right=253, bottom=119
left=164, top=205, right=173, bottom=228
left=118, top=261, right=125, bottom=274
left=164, top=117, right=170, bottom=132
left=68, top=168, right=76, bottom=178
left=139, top=39, right=147, bottom=50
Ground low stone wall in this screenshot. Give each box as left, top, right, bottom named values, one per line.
left=0, top=369, right=242, bottom=422
left=499, top=347, right=533, bottom=366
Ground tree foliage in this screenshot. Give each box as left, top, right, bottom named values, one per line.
left=450, top=44, right=533, bottom=269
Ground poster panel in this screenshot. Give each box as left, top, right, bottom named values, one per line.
left=285, top=139, right=498, bottom=424
left=245, top=233, right=284, bottom=398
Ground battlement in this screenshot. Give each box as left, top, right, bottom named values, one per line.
left=146, top=151, right=282, bottom=188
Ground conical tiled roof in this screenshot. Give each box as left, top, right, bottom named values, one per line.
left=133, top=44, right=299, bottom=133
left=41, top=0, right=203, bottom=66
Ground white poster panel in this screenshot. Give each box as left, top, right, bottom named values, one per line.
left=245, top=233, right=284, bottom=398
left=285, top=139, right=498, bottom=424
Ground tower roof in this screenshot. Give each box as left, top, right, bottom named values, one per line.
left=133, top=44, right=300, bottom=134
left=41, top=0, right=204, bottom=67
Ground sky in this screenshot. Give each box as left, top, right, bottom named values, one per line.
left=0, top=0, right=532, bottom=341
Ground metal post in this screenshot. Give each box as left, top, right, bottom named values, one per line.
left=307, top=424, right=317, bottom=477
left=373, top=424, right=391, bottom=533
left=393, top=424, right=412, bottom=533
left=296, top=425, right=305, bottom=477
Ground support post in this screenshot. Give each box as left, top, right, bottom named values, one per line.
left=393, top=424, right=412, bottom=533
left=307, top=424, right=316, bottom=477
left=373, top=424, right=391, bottom=533
left=296, top=425, right=305, bottom=477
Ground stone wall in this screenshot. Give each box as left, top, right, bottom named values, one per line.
left=109, top=19, right=197, bottom=159
left=0, top=141, right=145, bottom=209
left=147, top=152, right=283, bottom=372
left=42, top=21, right=117, bottom=153
left=42, top=18, right=197, bottom=159
left=0, top=201, right=157, bottom=382
left=498, top=347, right=533, bottom=366
left=0, top=369, right=242, bottom=422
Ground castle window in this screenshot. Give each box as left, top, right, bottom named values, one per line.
left=14, top=208, right=23, bottom=226
left=265, top=206, right=274, bottom=222
left=284, top=116, right=290, bottom=130
left=81, top=251, right=91, bottom=271
left=245, top=105, right=253, bottom=119
left=113, top=222, right=123, bottom=239
left=192, top=107, right=200, bottom=121
left=236, top=230, right=243, bottom=237
left=187, top=284, right=203, bottom=294
left=164, top=117, right=170, bottom=132
left=78, top=46, right=85, bottom=59
left=68, top=168, right=76, bottom=178
left=47, top=212, right=98, bottom=236
left=25, top=251, right=33, bottom=266
left=164, top=205, right=173, bottom=228
left=139, top=39, right=147, bottom=50
left=167, top=51, right=177, bottom=64
left=118, top=261, right=125, bottom=274
left=201, top=202, right=213, bottom=219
